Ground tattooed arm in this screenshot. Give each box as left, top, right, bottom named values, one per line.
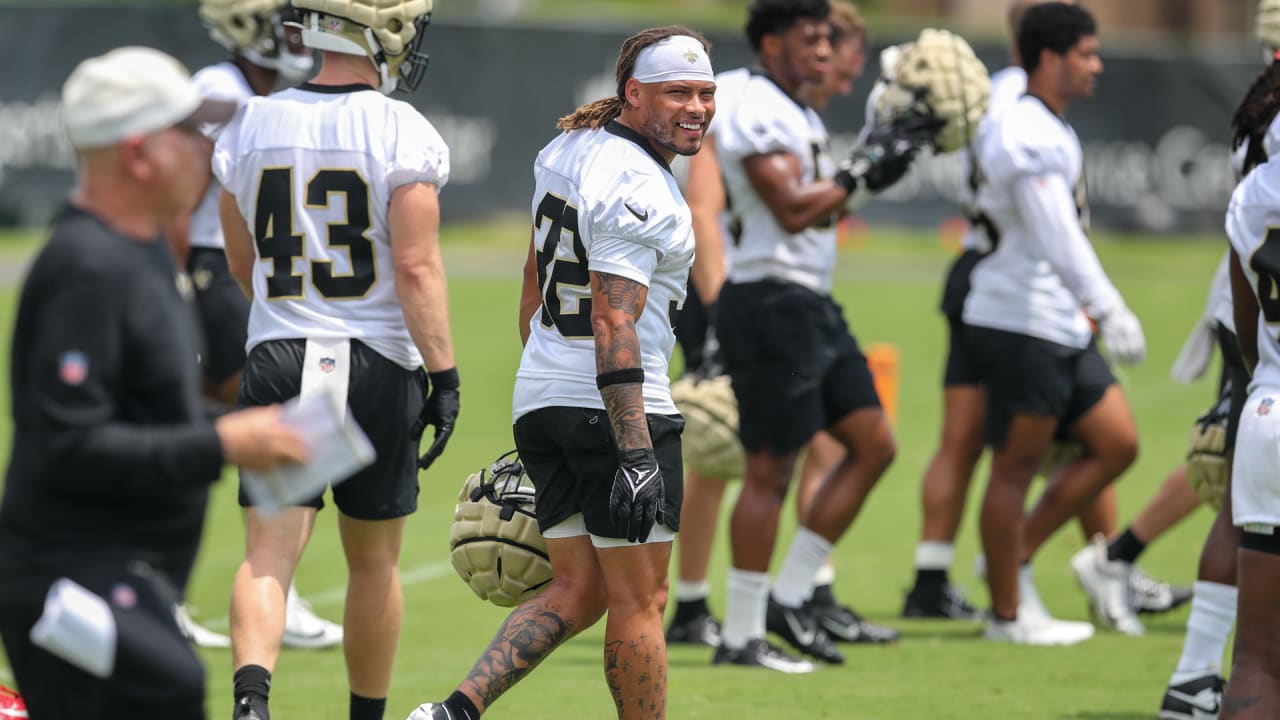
left=591, top=271, right=652, bottom=450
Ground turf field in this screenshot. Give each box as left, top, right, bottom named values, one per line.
left=0, top=222, right=1232, bottom=718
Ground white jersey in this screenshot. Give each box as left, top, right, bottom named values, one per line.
left=512, top=121, right=695, bottom=422
left=964, top=95, right=1122, bottom=348
left=706, top=67, right=750, bottom=269
left=718, top=71, right=838, bottom=294
left=212, top=84, right=450, bottom=370
left=190, top=62, right=254, bottom=250
left=959, top=66, right=1028, bottom=253
left=1226, top=158, right=1280, bottom=392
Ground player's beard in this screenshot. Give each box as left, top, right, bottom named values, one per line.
left=643, top=115, right=702, bottom=158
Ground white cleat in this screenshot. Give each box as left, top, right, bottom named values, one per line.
left=282, top=584, right=344, bottom=649
left=174, top=603, right=231, bottom=648
left=1070, top=535, right=1144, bottom=636
left=984, top=614, right=1095, bottom=646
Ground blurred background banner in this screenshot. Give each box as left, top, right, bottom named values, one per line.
left=0, top=5, right=1260, bottom=233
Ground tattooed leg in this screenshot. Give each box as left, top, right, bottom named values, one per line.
left=597, top=542, right=672, bottom=720
left=457, top=536, right=608, bottom=715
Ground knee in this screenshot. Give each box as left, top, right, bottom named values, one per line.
left=544, top=573, right=609, bottom=627
left=606, top=574, right=668, bottom=619
left=868, top=436, right=897, bottom=475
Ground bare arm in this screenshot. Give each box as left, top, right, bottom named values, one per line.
left=1231, top=247, right=1260, bottom=375
left=686, top=138, right=728, bottom=304
left=743, top=152, right=847, bottom=235
left=219, top=188, right=255, bottom=300
left=389, top=181, right=456, bottom=373
left=591, top=271, right=651, bottom=451
left=519, top=229, right=541, bottom=347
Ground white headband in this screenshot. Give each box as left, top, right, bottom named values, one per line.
left=631, top=35, right=714, bottom=84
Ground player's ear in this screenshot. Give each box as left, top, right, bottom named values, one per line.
left=624, top=77, right=643, bottom=108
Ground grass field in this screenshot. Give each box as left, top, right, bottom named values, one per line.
left=0, top=222, right=1233, bottom=719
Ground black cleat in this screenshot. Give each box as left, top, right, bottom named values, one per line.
left=765, top=596, right=844, bottom=664
left=666, top=611, right=722, bottom=647
left=813, top=600, right=901, bottom=643
left=1159, top=672, right=1223, bottom=719
left=1133, top=567, right=1194, bottom=615
left=902, top=583, right=985, bottom=621
left=711, top=637, right=816, bottom=674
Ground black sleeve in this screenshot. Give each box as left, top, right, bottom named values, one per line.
left=28, top=267, right=224, bottom=497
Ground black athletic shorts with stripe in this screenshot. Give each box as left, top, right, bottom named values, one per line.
left=237, top=338, right=425, bottom=519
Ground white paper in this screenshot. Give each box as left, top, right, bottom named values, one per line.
left=29, top=578, right=117, bottom=678
left=240, top=392, right=377, bottom=518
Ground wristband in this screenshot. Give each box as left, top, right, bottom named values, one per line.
left=428, top=367, right=460, bottom=390
left=596, top=368, right=645, bottom=389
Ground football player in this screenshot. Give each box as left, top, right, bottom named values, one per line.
left=169, top=0, right=343, bottom=654
left=666, top=0, right=897, bottom=654
left=213, top=0, right=459, bottom=717
left=1219, top=51, right=1280, bottom=719
left=711, top=0, right=930, bottom=669
left=1159, top=6, right=1280, bottom=714
left=409, top=26, right=714, bottom=720
left=965, top=2, right=1146, bottom=645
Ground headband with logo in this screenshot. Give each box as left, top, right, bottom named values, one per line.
left=631, top=35, right=714, bottom=84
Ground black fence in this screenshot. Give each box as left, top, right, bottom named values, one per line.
left=0, top=7, right=1262, bottom=232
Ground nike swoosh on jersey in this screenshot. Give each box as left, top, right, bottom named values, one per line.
left=783, top=610, right=816, bottom=646
left=624, top=202, right=649, bottom=222
left=1166, top=689, right=1219, bottom=715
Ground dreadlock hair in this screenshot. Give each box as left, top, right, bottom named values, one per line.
left=557, top=26, right=711, bottom=131
left=746, top=0, right=831, bottom=52
left=1232, top=57, right=1280, bottom=176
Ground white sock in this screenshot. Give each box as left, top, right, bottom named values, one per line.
left=814, top=562, right=837, bottom=586
left=722, top=569, right=769, bottom=650
left=675, top=580, right=710, bottom=603
left=915, top=541, right=955, bottom=570
left=772, top=527, right=833, bottom=608
left=1173, top=581, right=1238, bottom=678
left=1018, top=564, right=1049, bottom=623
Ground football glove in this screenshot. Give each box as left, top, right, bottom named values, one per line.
left=696, top=301, right=725, bottom=380
left=837, top=109, right=941, bottom=201
left=609, top=448, right=664, bottom=543
left=413, top=367, right=460, bottom=470
left=1099, top=306, right=1146, bottom=366
left=1186, top=398, right=1230, bottom=511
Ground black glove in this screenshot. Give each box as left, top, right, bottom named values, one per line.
left=837, top=108, right=944, bottom=194
left=695, top=301, right=725, bottom=380
left=609, top=448, right=665, bottom=543
left=412, top=367, right=460, bottom=471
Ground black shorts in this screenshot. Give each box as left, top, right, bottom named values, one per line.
left=513, top=407, right=684, bottom=539
left=939, top=248, right=984, bottom=319
left=943, top=317, right=982, bottom=387
left=965, top=325, right=1115, bottom=448
left=673, top=276, right=710, bottom=375
left=188, top=247, right=249, bottom=386
left=0, top=557, right=205, bottom=719
left=1218, top=323, right=1250, bottom=450
left=237, top=339, right=425, bottom=519
left=717, top=280, right=881, bottom=455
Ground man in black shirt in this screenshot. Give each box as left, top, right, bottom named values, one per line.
left=0, top=46, right=307, bottom=719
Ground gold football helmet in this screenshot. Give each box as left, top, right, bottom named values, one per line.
left=291, top=0, right=433, bottom=94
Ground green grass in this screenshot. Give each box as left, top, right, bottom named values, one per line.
left=0, top=224, right=1230, bottom=718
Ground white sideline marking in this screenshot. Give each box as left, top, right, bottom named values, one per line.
left=0, top=666, right=10, bottom=681
left=197, top=559, right=453, bottom=632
